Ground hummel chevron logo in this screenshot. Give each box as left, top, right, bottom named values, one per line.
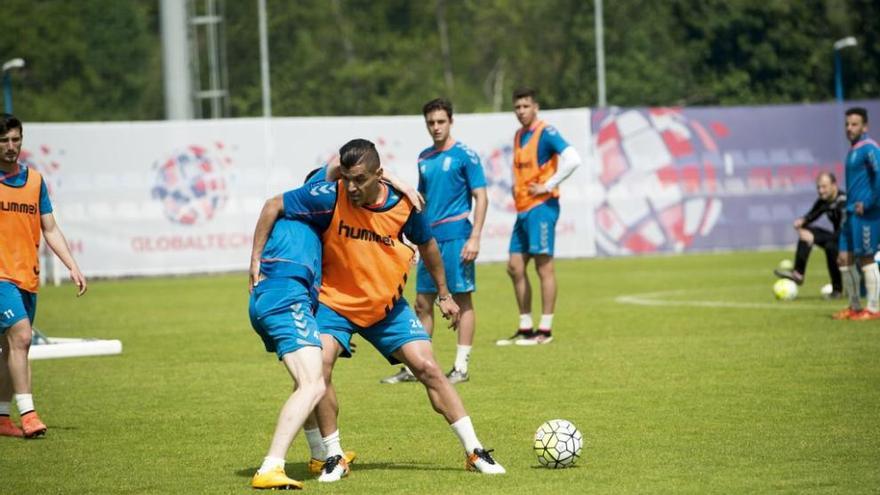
left=309, top=184, right=335, bottom=196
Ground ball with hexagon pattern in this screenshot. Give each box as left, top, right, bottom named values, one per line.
left=534, top=419, right=583, bottom=468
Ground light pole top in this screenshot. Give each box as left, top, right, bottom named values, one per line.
left=833, top=37, right=857, bottom=51
left=2, top=58, right=25, bottom=73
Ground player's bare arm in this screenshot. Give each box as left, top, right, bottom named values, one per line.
left=249, top=194, right=284, bottom=292
left=418, top=239, right=460, bottom=328
left=40, top=212, right=87, bottom=296
left=461, top=188, right=487, bottom=262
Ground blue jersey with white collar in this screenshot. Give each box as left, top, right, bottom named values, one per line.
left=417, top=141, right=486, bottom=241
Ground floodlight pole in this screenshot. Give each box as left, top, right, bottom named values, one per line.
left=594, top=0, right=606, bottom=107
left=833, top=36, right=857, bottom=103
left=2, top=58, right=26, bottom=114
left=258, top=0, right=271, bottom=117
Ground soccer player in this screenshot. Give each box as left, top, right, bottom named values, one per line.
left=251, top=139, right=506, bottom=481
left=247, top=172, right=327, bottom=489
left=0, top=113, right=87, bottom=439
left=496, top=87, right=581, bottom=346
left=774, top=172, right=845, bottom=298
left=381, top=98, right=487, bottom=385
left=833, top=107, right=880, bottom=320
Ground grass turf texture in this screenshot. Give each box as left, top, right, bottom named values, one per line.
left=1, top=250, right=878, bottom=494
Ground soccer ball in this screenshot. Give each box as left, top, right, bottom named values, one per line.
left=773, top=279, right=798, bottom=301
left=534, top=419, right=583, bottom=468
left=820, top=284, right=833, bottom=297
left=778, top=259, right=794, bottom=271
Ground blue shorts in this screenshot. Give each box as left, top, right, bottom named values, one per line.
left=316, top=298, right=430, bottom=365
left=0, top=281, right=36, bottom=333
left=838, top=214, right=880, bottom=257
left=509, top=199, right=560, bottom=256
left=249, top=277, right=322, bottom=360
left=416, top=237, right=476, bottom=294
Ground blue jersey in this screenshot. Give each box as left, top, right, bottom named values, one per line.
left=518, top=124, right=570, bottom=167
left=417, top=141, right=486, bottom=241
left=281, top=180, right=433, bottom=245
left=844, top=134, right=880, bottom=217
left=260, top=218, right=322, bottom=298
left=2, top=165, right=52, bottom=214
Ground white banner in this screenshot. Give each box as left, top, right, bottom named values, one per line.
left=26, top=109, right=594, bottom=277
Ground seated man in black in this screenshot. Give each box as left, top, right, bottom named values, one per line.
left=775, top=172, right=845, bottom=298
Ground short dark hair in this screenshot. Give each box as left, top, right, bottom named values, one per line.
left=817, top=171, right=837, bottom=184
left=339, top=139, right=380, bottom=172
left=512, top=87, right=537, bottom=102
left=422, top=98, right=453, bottom=119
left=846, top=107, right=868, bottom=124
left=0, top=113, right=22, bottom=135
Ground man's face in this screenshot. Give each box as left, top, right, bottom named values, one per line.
left=845, top=114, right=867, bottom=143
left=340, top=162, right=382, bottom=206
left=0, top=128, right=22, bottom=168
left=425, top=109, right=452, bottom=146
left=514, top=97, right=538, bottom=127
left=816, top=176, right=837, bottom=201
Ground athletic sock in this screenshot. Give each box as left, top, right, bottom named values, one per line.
left=0, top=401, right=10, bottom=416
left=454, top=345, right=471, bottom=373
left=518, top=314, right=533, bottom=331
left=305, top=427, right=326, bottom=459
left=322, top=430, right=344, bottom=458
left=841, top=266, right=863, bottom=310
left=862, top=263, right=880, bottom=312
left=257, top=456, right=286, bottom=474
left=14, top=394, right=34, bottom=416
left=538, top=314, right=554, bottom=332
left=793, top=240, right=811, bottom=275
left=450, top=416, right=482, bottom=453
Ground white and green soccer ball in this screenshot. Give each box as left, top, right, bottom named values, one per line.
left=773, top=279, right=798, bottom=301
left=820, top=283, right=833, bottom=297
left=778, top=259, right=794, bottom=271
left=534, top=419, right=583, bottom=468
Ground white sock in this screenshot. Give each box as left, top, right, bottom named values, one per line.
left=539, top=314, right=554, bottom=331
left=322, top=430, right=344, bottom=458
left=454, top=345, right=471, bottom=373
left=257, top=456, right=286, bottom=474
left=305, top=428, right=325, bottom=459
left=862, top=263, right=880, bottom=312
left=450, top=416, right=482, bottom=453
left=14, top=394, right=34, bottom=415
left=519, top=314, right=533, bottom=330
left=841, top=266, right=863, bottom=310
left=0, top=401, right=10, bottom=416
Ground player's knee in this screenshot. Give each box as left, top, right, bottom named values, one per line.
left=411, top=357, right=443, bottom=383
left=6, top=326, right=32, bottom=351
left=507, top=262, right=523, bottom=279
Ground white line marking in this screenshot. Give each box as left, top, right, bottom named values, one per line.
left=615, top=290, right=831, bottom=310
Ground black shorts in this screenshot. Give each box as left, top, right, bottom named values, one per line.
left=806, top=226, right=838, bottom=249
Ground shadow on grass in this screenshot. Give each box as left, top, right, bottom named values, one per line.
left=236, top=460, right=459, bottom=478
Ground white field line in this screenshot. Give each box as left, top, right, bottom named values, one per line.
left=615, top=290, right=831, bottom=310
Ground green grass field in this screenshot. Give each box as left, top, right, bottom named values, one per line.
left=2, top=250, right=878, bottom=494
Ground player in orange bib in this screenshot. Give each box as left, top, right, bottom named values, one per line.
left=251, top=139, right=506, bottom=479
left=0, top=114, right=87, bottom=439
left=497, top=88, right=582, bottom=346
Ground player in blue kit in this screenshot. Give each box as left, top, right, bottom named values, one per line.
left=247, top=212, right=326, bottom=489
left=1, top=114, right=87, bottom=440
left=497, top=88, right=582, bottom=346
left=833, top=107, right=880, bottom=321
left=381, top=98, right=488, bottom=385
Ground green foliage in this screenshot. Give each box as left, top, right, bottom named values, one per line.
left=0, top=0, right=877, bottom=121
left=1, top=251, right=879, bottom=493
